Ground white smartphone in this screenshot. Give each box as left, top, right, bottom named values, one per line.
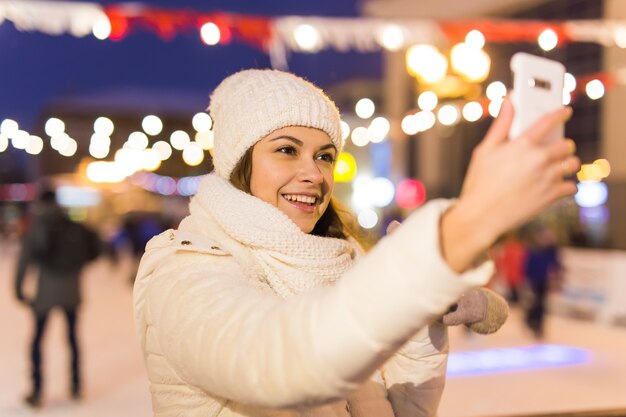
left=509, top=52, right=566, bottom=141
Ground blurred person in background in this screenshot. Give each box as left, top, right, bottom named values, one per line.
left=109, top=211, right=170, bottom=283
left=524, top=224, right=563, bottom=339
left=14, top=189, right=102, bottom=407
left=491, top=230, right=528, bottom=304
left=133, top=69, right=578, bottom=417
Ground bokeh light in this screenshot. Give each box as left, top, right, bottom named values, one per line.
left=417, top=91, right=438, bottom=111
left=192, top=112, right=213, bottom=132
left=200, top=22, right=221, bottom=45
left=142, top=115, right=163, bottom=136
left=358, top=209, right=379, bottom=229
left=355, top=98, right=375, bottom=119
left=294, top=24, right=321, bottom=52
left=586, top=79, right=605, bottom=100
left=538, top=28, right=558, bottom=51
left=334, top=152, right=357, bottom=183
left=396, top=178, right=426, bottom=209
left=45, top=118, right=65, bottom=137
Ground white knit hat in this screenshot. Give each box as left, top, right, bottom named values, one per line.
left=208, top=69, right=343, bottom=180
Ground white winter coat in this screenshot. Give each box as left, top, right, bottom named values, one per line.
left=133, top=174, right=493, bottom=417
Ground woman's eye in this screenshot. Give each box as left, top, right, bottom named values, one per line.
left=317, top=153, right=336, bottom=163
left=277, top=146, right=297, bottom=155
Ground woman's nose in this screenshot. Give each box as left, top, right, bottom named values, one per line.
left=298, top=159, right=324, bottom=184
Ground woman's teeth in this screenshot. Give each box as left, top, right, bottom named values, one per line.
left=283, top=194, right=317, bottom=205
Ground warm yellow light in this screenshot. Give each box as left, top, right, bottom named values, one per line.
left=87, top=161, right=126, bottom=183
left=182, top=142, right=204, bottom=166
left=334, top=152, right=357, bottom=183
left=450, top=43, right=491, bottom=83
left=593, top=159, right=611, bottom=178
left=577, top=164, right=603, bottom=182
left=406, top=44, right=447, bottom=84
left=195, top=131, right=215, bottom=150
left=141, top=149, right=162, bottom=171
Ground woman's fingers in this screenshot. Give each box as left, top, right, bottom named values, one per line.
left=545, top=138, right=577, bottom=162
left=516, top=106, right=572, bottom=144
left=386, top=220, right=401, bottom=235
left=480, top=99, right=514, bottom=149
left=560, top=155, right=581, bottom=177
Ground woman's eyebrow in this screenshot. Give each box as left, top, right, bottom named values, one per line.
left=269, top=136, right=337, bottom=152
left=269, top=135, right=303, bottom=145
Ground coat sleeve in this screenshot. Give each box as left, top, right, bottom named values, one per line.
left=136, top=200, right=493, bottom=409
left=14, top=223, right=43, bottom=300
left=14, top=237, right=31, bottom=300
left=382, top=323, right=449, bottom=417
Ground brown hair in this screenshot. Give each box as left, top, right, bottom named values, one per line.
left=228, top=147, right=370, bottom=246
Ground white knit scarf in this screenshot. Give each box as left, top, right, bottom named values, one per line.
left=184, top=174, right=358, bottom=299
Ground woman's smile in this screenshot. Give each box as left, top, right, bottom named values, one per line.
left=282, top=193, right=320, bottom=213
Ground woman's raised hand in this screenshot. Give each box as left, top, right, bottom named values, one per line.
left=440, top=99, right=580, bottom=272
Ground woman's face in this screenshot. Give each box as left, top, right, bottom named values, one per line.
left=250, top=126, right=337, bottom=233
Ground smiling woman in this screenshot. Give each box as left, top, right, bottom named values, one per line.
left=132, top=68, right=577, bottom=417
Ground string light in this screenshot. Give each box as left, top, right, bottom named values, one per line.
left=92, top=16, right=111, bottom=40
left=586, top=79, right=605, bottom=100
left=293, top=24, right=321, bottom=52
left=538, top=28, right=558, bottom=51
left=45, top=118, right=65, bottom=137
left=378, top=24, right=405, bottom=51
left=200, top=22, right=221, bottom=45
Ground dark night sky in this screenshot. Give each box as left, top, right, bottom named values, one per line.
left=0, top=0, right=382, bottom=131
